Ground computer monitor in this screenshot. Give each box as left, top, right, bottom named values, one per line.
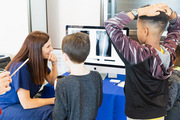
left=66, top=25, right=129, bottom=76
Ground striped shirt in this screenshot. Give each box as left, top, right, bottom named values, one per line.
left=105, top=11, right=180, bottom=119
left=105, top=11, right=179, bottom=80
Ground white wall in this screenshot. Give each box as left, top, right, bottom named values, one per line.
left=0, top=0, right=29, bottom=58
left=0, top=0, right=101, bottom=57
left=47, top=0, right=101, bottom=49
left=30, top=0, right=47, bottom=32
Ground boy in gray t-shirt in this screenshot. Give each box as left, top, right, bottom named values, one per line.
left=53, top=32, right=103, bottom=120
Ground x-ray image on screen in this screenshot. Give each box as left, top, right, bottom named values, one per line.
left=96, top=31, right=111, bottom=57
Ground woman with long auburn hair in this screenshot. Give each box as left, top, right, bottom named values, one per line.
left=0, top=31, right=58, bottom=120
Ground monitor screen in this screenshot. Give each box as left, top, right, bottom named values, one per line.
left=66, top=25, right=129, bottom=75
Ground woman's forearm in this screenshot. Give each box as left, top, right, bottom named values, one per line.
left=17, top=88, right=55, bottom=109
left=47, top=63, right=58, bottom=85
left=51, top=63, right=58, bottom=81
left=21, top=97, right=55, bottom=109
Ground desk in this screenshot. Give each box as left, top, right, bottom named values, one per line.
left=41, top=73, right=127, bottom=120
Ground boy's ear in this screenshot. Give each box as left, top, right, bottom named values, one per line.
left=143, top=26, right=149, bottom=37
left=62, top=52, right=68, bottom=62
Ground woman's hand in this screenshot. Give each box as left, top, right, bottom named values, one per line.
left=48, top=53, right=57, bottom=65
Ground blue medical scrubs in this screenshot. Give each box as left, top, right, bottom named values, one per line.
left=0, top=62, right=53, bottom=120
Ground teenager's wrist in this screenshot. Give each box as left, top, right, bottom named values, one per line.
left=170, top=10, right=177, bottom=20
left=127, top=12, right=135, bottom=20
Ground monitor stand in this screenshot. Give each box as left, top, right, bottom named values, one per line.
left=100, top=73, right=118, bottom=80
left=108, top=73, right=117, bottom=78
left=100, top=73, right=107, bottom=80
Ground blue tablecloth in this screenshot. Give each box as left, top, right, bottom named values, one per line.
left=96, top=74, right=126, bottom=120
left=41, top=73, right=126, bottom=120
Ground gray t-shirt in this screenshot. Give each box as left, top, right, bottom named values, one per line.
left=155, top=45, right=170, bottom=70
left=53, top=71, right=103, bottom=120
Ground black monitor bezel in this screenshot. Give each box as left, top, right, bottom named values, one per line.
left=66, top=25, right=129, bottom=36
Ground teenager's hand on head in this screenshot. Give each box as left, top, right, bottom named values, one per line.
left=48, top=53, right=57, bottom=65
left=158, top=4, right=177, bottom=20
left=156, top=3, right=172, bottom=16
left=138, top=3, right=167, bottom=17
left=153, top=3, right=169, bottom=8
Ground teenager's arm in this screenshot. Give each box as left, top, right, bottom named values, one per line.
left=104, top=10, right=158, bottom=64
left=17, top=88, right=55, bottom=109
left=163, top=11, right=180, bottom=53
left=105, top=4, right=172, bottom=65
left=105, top=11, right=139, bottom=65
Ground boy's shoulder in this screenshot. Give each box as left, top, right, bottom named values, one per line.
left=56, top=71, right=102, bottom=89
left=89, top=71, right=102, bottom=79
left=57, top=71, right=102, bottom=83
left=90, top=70, right=101, bottom=75
left=57, top=75, right=73, bottom=84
